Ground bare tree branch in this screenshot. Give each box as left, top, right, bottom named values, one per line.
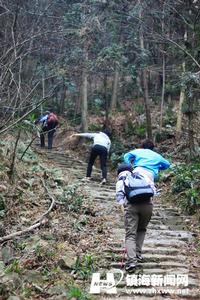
left=0, top=83, right=61, bottom=135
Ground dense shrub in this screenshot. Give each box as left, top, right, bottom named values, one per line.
left=171, top=163, right=200, bottom=214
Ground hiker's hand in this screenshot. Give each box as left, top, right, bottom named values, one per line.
left=70, top=133, right=78, bottom=138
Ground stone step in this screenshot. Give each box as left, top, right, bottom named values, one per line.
left=105, top=239, right=188, bottom=248
left=104, top=254, right=188, bottom=263
left=107, top=261, right=189, bottom=270
left=99, top=297, right=175, bottom=300
left=104, top=246, right=185, bottom=255
left=111, top=230, right=191, bottom=244
left=103, top=269, right=199, bottom=282
left=45, top=152, right=200, bottom=300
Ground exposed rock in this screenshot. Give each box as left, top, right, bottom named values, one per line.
left=57, top=253, right=76, bottom=270
left=48, top=284, right=67, bottom=296
left=1, top=273, right=22, bottom=290
left=7, top=296, right=21, bottom=300
left=1, top=245, right=14, bottom=265
left=0, top=184, right=7, bottom=192
left=57, top=243, right=77, bottom=269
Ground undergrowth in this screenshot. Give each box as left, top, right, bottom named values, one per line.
left=171, top=163, right=200, bottom=214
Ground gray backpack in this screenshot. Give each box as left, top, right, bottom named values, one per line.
left=123, top=172, right=154, bottom=203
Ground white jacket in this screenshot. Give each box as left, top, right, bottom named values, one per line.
left=77, top=132, right=111, bottom=152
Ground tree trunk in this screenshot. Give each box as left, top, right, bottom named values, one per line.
left=176, top=84, right=185, bottom=138
left=41, top=74, right=45, bottom=115
left=139, top=1, right=152, bottom=139
left=103, top=75, right=110, bottom=128
left=60, top=81, right=66, bottom=115
left=188, top=98, right=195, bottom=160
left=110, top=64, right=119, bottom=112
left=81, top=63, right=88, bottom=132
left=176, top=29, right=187, bottom=139
left=142, top=69, right=152, bottom=139
left=160, top=3, right=166, bottom=133
left=160, top=54, right=166, bottom=132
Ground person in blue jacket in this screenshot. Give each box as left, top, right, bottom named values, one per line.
left=124, top=139, right=170, bottom=181
left=121, top=139, right=170, bottom=272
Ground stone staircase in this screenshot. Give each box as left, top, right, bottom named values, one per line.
left=46, top=151, right=200, bottom=300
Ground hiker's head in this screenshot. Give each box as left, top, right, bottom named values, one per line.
left=44, top=110, right=50, bottom=115
left=102, top=128, right=111, bottom=138
left=141, top=139, right=154, bottom=150
left=117, top=163, right=133, bottom=175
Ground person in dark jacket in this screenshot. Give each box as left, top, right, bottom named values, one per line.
left=35, top=111, right=58, bottom=149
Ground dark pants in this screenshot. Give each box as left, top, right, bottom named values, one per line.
left=40, top=128, right=55, bottom=149
left=86, top=144, right=108, bottom=179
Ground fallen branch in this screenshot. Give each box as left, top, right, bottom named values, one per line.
left=0, top=219, right=47, bottom=243
left=0, top=179, right=56, bottom=243
left=34, top=178, right=56, bottom=224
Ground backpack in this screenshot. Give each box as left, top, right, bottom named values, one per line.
left=123, top=172, right=154, bottom=204
left=47, top=113, right=58, bottom=126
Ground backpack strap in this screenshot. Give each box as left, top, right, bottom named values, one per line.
left=118, top=175, right=126, bottom=181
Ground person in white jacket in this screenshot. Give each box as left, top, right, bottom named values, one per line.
left=71, top=129, right=111, bottom=184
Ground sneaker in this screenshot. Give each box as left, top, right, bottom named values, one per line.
left=136, top=254, right=144, bottom=262
left=100, top=178, right=107, bottom=185
left=82, top=177, right=91, bottom=182
left=125, top=262, right=137, bottom=273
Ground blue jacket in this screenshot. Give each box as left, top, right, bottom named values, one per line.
left=124, top=149, right=170, bottom=179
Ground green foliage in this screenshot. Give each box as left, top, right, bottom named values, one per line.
left=21, top=286, right=32, bottom=298
left=58, top=184, right=84, bottom=212
left=124, top=117, right=146, bottom=138
left=34, top=245, right=56, bottom=262
left=13, top=240, right=27, bottom=251
left=182, top=98, right=200, bottom=115
left=124, top=119, right=135, bottom=136
left=72, top=254, right=97, bottom=280
left=155, top=130, right=173, bottom=143
left=5, top=260, right=22, bottom=274
left=110, top=138, right=127, bottom=168
left=90, top=97, right=104, bottom=113
left=17, top=142, right=38, bottom=163
left=67, top=285, right=91, bottom=300
left=88, top=123, right=101, bottom=132
left=96, top=44, right=123, bottom=70
left=134, top=124, right=146, bottom=138
left=134, top=49, right=150, bottom=68
left=73, top=216, right=89, bottom=232
left=69, top=114, right=82, bottom=127
left=134, top=104, right=145, bottom=115
left=31, top=164, right=44, bottom=173
left=165, top=81, right=180, bottom=97
left=181, top=72, right=200, bottom=91
left=110, top=152, right=124, bottom=170
left=171, top=163, right=200, bottom=214
left=163, top=106, right=176, bottom=127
